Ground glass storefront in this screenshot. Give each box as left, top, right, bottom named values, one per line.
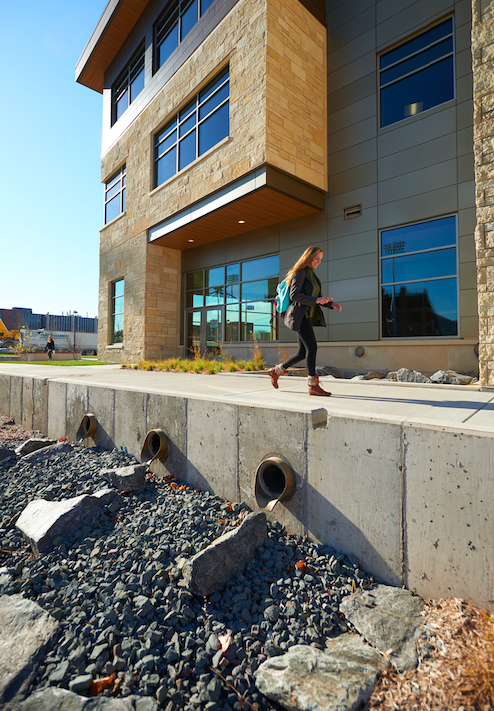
left=185, top=254, right=279, bottom=354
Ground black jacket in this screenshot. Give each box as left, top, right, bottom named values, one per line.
left=283, top=268, right=334, bottom=331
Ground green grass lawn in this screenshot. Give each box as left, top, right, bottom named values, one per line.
left=0, top=358, right=115, bottom=366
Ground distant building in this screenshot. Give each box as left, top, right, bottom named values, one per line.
left=0, top=308, right=98, bottom=334
left=76, top=0, right=484, bottom=375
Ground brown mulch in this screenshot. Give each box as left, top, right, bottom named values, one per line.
left=367, top=599, right=494, bottom=710
left=0, top=414, right=43, bottom=443
left=1, top=415, right=493, bottom=709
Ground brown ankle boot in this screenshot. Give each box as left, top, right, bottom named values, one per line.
left=269, top=364, right=286, bottom=389
left=308, top=375, right=331, bottom=397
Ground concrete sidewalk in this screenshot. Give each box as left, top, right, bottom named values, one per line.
left=1, top=362, right=493, bottom=607
left=0, top=362, right=492, bottom=434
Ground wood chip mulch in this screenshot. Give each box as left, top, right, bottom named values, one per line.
left=0, top=414, right=43, bottom=443
left=367, top=598, right=494, bottom=710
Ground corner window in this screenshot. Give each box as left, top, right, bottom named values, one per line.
left=185, top=255, right=279, bottom=354
left=111, top=279, right=124, bottom=344
left=111, top=43, right=145, bottom=125
left=154, top=0, right=215, bottom=72
left=104, top=165, right=126, bottom=224
left=379, top=18, right=455, bottom=128
left=154, top=67, right=229, bottom=187
left=381, top=216, right=458, bottom=338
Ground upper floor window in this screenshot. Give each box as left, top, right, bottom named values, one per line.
left=111, top=279, right=124, bottom=344
left=154, top=67, right=229, bottom=187
left=104, top=165, right=126, bottom=224
left=154, top=0, right=215, bottom=72
left=379, top=17, right=455, bottom=128
left=381, top=216, right=458, bottom=338
left=112, top=43, right=145, bottom=125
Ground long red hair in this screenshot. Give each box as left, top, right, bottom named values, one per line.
left=285, top=246, right=323, bottom=286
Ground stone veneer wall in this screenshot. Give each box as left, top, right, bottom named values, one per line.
left=97, top=0, right=326, bottom=362
left=472, top=0, right=494, bottom=385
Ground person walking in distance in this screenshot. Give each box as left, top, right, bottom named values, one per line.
left=270, top=246, right=342, bottom=397
left=45, top=335, right=55, bottom=360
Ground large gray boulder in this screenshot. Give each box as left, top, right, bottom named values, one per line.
left=395, top=368, right=431, bottom=383
left=101, top=464, right=146, bottom=493
left=255, top=636, right=388, bottom=711
left=183, top=512, right=267, bottom=596
left=20, top=441, right=74, bottom=465
left=340, top=584, right=426, bottom=671
left=16, top=489, right=122, bottom=555
left=15, top=439, right=57, bottom=457
left=21, top=688, right=158, bottom=710
left=0, top=595, right=59, bottom=710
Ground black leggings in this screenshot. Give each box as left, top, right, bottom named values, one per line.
left=282, top=317, right=317, bottom=377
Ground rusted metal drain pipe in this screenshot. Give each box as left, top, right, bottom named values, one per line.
left=141, top=429, right=168, bottom=465
left=76, top=414, right=97, bottom=443
left=255, top=456, right=295, bottom=511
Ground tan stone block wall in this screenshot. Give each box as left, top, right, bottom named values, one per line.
left=472, top=0, right=494, bottom=384
left=265, top=0, right=327, bottom=191
left=98, top=0, right=327, bottom=361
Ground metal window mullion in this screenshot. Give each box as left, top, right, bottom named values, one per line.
left=380, top=32, right=453, bottom=75
left=382, top=274, right=457, bottom=287
left=199, top=76, right=229, bottom=108
left=197, top=95, right=229, bottom=128
left=380, top=51, right=454, bottom=90
left=381, top=243, right=456, bottom=259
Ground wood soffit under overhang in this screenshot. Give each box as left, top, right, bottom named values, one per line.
left=76, top=0, right=326, bottom=93
left=150, top=185, right=324, bottom=251
left=76, top=0, right=151, bottom=93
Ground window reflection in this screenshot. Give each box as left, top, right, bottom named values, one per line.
left=381, top=216, right=457, bottom=338
left=379, top=18, right=454, bottom=128
left=185, top=255, right=279, bottom=343
left=382, top=280, right=457, bottom=337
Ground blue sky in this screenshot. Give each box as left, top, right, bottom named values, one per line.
left=0, top=1, right=108, bottom=318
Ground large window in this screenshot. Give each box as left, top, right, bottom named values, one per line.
left=154, top=0, right=215, bottom=72
left=381, top=216, right=458, bottom=338
left=185, top=255, right=279, bottom=353
left=104, top=165, right=126, bottom=224
left=154, top=68, right=229, bottom=187
left=111, top=279, right=124, bottom=344
left=111, top=43, right=145, bottom=125
left=379, top=18, right=455, bottom=128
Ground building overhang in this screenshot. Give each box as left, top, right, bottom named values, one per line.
left=148, top=167, right=326, bottom=250
left=76, top=0, right=150, bottom=93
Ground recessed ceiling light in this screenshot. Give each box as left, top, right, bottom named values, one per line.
left=238, top=220, right=245, bottom=224
left=188, top=239, right=194, bottom=242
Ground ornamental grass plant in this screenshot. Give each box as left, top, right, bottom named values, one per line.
left=123, top=339, right=266, bottom=374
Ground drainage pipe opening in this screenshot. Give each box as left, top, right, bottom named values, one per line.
left=255, top=456, right=295, bottom=511
left=141, top=429, right=168, bottom=465
left=76, top=414, right=97, bottom=443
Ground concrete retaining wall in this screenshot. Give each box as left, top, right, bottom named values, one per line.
left=1, top=371, right=492, bottom=608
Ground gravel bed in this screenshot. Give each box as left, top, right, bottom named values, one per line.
left=0, top=417, right=373, bottom=710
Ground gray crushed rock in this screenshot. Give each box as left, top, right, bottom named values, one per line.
left=0, top=426, right=433, bottom=710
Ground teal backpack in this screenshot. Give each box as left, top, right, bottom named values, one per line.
left=274, top=279, right=290, bottom=314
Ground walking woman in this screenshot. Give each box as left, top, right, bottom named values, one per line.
left=270, top=246, right=341, bottom=396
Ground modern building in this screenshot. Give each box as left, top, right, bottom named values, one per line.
left=77, top=0, right=487, bottom=376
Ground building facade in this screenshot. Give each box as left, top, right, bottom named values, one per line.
left=77, top=0, right=482, bottom=376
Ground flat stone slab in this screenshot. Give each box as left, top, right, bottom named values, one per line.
left=20, top=441, right=74, bottom=465
left=16, top=489, right=122, bottom=555
left=0, top=594, right=59, bottom=709
left=0, top=448, right=15, bottom=464
left=15, top=439, right=57, bottom=457
left=183, top=512, right=267, bottom=596
left=339, top=584, right=426, bottom=671
left=101, top=464, right=146, bottom=492
left=255, top=636, right=388, bottom=711
left=21, top=687, right=158, bottom=710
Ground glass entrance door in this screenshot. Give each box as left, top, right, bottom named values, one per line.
left=186, top=308, right=222, bottom=356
